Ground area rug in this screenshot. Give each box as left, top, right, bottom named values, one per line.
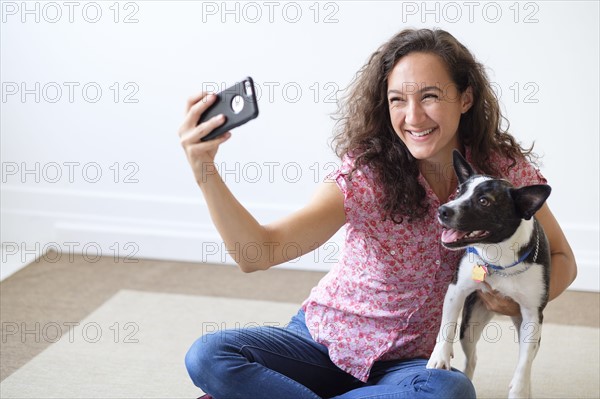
left=1, top=290, right=598, bottom=398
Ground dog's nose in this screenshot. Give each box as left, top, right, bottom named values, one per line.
left=438, top=205, right=454, bottom=221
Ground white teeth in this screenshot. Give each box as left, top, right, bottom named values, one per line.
left=409, top=128, right=434, bottom=137
left=465, top=230, right=485, bottom=238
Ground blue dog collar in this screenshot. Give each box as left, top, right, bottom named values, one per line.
left=466, top=246, right=532, bottom=271
left=466, top=220, right=540, bottom=274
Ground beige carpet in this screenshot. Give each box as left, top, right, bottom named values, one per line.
left=0, top=290, right=300, bottom=399
left=1, top=289, right=598, bottom=399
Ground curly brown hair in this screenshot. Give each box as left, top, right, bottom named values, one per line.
left=331, top=28, right=535, bottom=223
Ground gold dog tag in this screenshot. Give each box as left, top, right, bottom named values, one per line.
left=472, top=264, right=487, bottom=282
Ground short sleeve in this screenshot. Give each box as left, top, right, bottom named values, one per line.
left=325, top=154, right=354, bottom=197
left=502, top=157, right=548, bottom=187
left=466, top=147, right=548, bottom=187
left=324, top=154, right=381, bottom=223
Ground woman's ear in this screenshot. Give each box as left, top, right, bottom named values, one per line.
left=461, top=86, right=473, bottom=114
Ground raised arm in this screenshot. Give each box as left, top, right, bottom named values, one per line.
left=178, top=92, right=346, bottom=272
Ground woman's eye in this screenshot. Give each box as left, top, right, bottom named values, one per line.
left=422, top=93, right=439, bottom=101
left=478, top=197, right=490, bottom=206
left=389, top=97, right=403, bottom=104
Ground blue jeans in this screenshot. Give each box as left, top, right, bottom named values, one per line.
left=185, top=309, right=476, bottom=399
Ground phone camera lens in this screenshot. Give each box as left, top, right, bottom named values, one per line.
left=231, top=95, right=244, bottom=114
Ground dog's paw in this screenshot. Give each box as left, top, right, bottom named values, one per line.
left=426, top=345, right=453, bottom=370
left=508, top=388, right=530, bottom=399
left=508, top=379, right=531, bottom=399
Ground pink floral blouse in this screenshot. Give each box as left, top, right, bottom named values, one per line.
left=301, top=148, right=547, bottom=382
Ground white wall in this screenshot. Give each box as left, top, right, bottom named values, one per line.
left=1, top=1, right=598, bottom=291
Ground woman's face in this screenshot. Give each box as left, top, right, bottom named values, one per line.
left=387, top=52, right=473, bottom=163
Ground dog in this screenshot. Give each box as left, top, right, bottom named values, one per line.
left=426, top=150, right=552, bottom=399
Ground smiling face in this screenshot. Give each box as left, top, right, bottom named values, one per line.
left=387, top=52, right=473, bottom=164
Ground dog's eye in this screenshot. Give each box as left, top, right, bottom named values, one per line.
left=478, top=197, right=490, bottom=206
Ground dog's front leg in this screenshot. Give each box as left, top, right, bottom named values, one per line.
left=427, top=283, right=470, bottom=370
left=508, top=307, right=543, bottom=399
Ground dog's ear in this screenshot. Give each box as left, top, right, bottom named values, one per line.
left=452, top=150, right=475, bottom=184
left=510, top=184, right=552, bottom=220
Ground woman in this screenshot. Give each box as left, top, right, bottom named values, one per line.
left=179, top=28, right=577, bottom=398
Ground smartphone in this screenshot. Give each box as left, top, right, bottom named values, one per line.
left=198, top=77, right=259, bottom=142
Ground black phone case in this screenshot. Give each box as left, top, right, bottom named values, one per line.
left=198, top=77, right=259, bottom=141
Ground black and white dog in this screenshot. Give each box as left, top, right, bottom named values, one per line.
left=426, top=150, right=552, bottom=399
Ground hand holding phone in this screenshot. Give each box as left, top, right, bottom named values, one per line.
left=197, top=77, right=259, bottom=142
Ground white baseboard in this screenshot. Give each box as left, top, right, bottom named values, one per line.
left=0, top=186, right=340, bottom=282
left=0, top=242, right=44, bottom=281
left=51, top=220, right=340, bottom=272
left=1, top=186, right=598, bottom=291
left=572, top=256, right=600, bottom=292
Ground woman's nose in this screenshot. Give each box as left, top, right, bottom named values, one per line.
left=405, top=101, right=427, bottom=126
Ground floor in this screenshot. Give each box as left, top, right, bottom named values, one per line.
left=1, top=253, right=598, bottom=382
